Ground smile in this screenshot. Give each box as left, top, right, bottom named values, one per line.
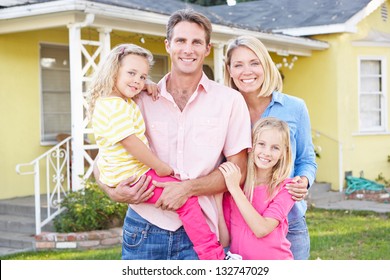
left=241, top=78, right=256, bottom=83
left=181, top=58, right=196, bottom=62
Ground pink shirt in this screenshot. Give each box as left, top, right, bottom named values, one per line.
left=132, top=73, right=251, bottom=232
left=224, top=179, right=295, bottom=260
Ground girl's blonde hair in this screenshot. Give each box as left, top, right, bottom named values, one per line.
left=224, top=35, right=283, bottom=97
left=87, top=43, right=154, bottom=118
left=244, top=117, right=292, bottom=202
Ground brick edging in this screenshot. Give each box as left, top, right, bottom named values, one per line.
left=35, top=227, right=123, bottom=250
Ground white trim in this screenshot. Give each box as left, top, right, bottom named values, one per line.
left=212, top=43, right=224, bottom=84
left=352, top=42, right=390, bottom=47
left=274, top=24, right=357, bottom=37
left=357, top=56, right=387, bottom=134
left=0, top=0, right=328, bottom=56
left=352, top=131, right=390, bottom=136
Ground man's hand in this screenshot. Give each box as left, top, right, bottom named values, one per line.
left=153, top=180, right=191, bottom=211
left=286, top=176, right=309, bottom=201
left=105, top=175, right=155, bottom=204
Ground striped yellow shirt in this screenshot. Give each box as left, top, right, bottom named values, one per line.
left=92, top=97, right=150, bottom=187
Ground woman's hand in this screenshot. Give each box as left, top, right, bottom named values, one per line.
left=286, top=176, right=309, bottom=201
left=218, top=162, right=242, bottom=193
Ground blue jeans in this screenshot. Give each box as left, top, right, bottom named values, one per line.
left=287, top=216, right=310, bottom=260
left=122, top=207, right=199, bottom=260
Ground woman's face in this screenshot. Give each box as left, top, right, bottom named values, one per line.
left=228, top=46, right=264, bottom=95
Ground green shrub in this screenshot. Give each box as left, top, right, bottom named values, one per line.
left=54, top=180, right=127, bottom=232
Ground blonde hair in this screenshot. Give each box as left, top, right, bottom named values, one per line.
left=224, top=35, right=283, bottom=97
left=87, top=43, right=154, bottom=118
left=244, top=117, right=292, bottom=202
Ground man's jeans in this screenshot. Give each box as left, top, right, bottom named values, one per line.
left=122, top=207, right=199, bottom=260
left=287, top=216, right=310, bottom=260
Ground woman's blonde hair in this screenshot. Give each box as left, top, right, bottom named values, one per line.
left=87, top=43, right=154, bottom=118
left=244, top=117, right=292, bottom=202
left=224, top=35, right=283, bottom=97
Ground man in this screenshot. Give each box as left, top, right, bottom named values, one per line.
left=95, top=8, right=251, bottom=260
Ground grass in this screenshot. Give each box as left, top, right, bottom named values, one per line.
left=307, top=208, right=390, bottom=260
left=2, top=208, right=389, bottom=260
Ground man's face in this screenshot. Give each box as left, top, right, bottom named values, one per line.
left=165, top=21, right=211, bottom=76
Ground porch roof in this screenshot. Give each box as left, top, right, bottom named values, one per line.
left=0, top=0, right=329, bottom=56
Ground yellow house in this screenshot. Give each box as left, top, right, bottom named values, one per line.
left=0, top=0, right=329, bottom=202
left=0, top=0, right=388, bottom=203
left=211, top=0, right=390, bottom=191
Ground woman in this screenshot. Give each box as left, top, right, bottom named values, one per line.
left=224, top=35, right=317, bottom=260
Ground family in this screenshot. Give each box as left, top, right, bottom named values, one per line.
left=88, top=8, right=317, bottom=260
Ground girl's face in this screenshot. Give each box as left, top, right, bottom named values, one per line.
left=253, top=128, right=284, bottom=173
left=113, top=54, right=149, bottom=99
left=228, top=46, right=265, bottom=95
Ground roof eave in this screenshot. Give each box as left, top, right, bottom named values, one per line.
left=0, top=0, right=329, bottom=56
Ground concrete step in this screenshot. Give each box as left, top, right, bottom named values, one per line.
left=0, top=214, right=36, bottom=234
left=0, top=195, right=53, bottom=219
left=307, top=182, right=344, bottom=206
left=0, top=231, right=35, bottom=250
left=0, top=246, right=32, bottom=257
left=0, top=195, right=57, bottom=257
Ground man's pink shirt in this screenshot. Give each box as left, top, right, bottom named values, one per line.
left=132, top=73, right=251, bottom=233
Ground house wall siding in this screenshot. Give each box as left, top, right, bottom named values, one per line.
left=0, top=28, right=69, bottom=199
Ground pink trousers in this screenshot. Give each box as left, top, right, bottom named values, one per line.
left=134, top=169, right=225, bottom=260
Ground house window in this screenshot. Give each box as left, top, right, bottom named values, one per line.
left=40, top=44, right=71, bottom=144
left=358, top=57, right=387, bottom=132
left=40, top=45, right=168, bottom=144
left=149, top=55, right=168, bottom=83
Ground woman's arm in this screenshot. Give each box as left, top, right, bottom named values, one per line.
left=120, top=134, right=173, bottom=177
left=219, top=162, right=279, bottom=238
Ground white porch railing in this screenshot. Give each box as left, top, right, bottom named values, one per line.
left=15, top=136, right=72, bottom=235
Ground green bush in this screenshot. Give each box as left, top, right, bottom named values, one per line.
left=54, top=180, right=127, bottom=232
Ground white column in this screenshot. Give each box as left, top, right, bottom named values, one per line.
left=68, top=24, right=84, bottom=191
left=98, top=27, right=112, bottom=60
left=213, top=43, right=224, bottom=84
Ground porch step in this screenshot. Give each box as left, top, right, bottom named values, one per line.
left=308, top=182, right=345, bottom=207
left=0, top=232, right=35, bottom=250
left=0, top=195, right=55, bottom=257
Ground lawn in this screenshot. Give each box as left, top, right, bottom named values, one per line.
left=2, top=208, right=389, bottom=260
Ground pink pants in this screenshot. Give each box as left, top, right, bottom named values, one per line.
left=136, top=169, right=225, bottom=260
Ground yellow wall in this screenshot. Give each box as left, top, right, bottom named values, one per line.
left=281, top=1, right=390, bottom=190
left=0, top=29, right=69, bottom=199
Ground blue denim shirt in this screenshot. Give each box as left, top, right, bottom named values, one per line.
left=261, top=91, right=317, bottom=222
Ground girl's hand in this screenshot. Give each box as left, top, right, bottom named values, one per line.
left=218, top=162, right=241, bottom=193
left=155, top=163, right=174, bottom=177
left=143, top=79, right=160, bottom=101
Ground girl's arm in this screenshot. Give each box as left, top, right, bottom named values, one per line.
left=120, top=134, right=173, bottom=177
left=219, top=162, right=279, bottom=238
left=215, top=193, right=230, bottom=247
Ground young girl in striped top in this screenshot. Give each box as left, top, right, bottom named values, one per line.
left=88, top=43, right=225, bottom=260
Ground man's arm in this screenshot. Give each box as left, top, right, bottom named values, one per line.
left=93, top=160, right=155, bottom=204
left=154, top=149, right=248, bottom=211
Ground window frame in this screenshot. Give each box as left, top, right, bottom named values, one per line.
left=357, top=56, right=387, bottom=133
left=39, top=43, right=71, bottom=145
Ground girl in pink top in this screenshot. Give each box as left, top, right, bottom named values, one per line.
left=218, top=117, right=295, bottom=260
